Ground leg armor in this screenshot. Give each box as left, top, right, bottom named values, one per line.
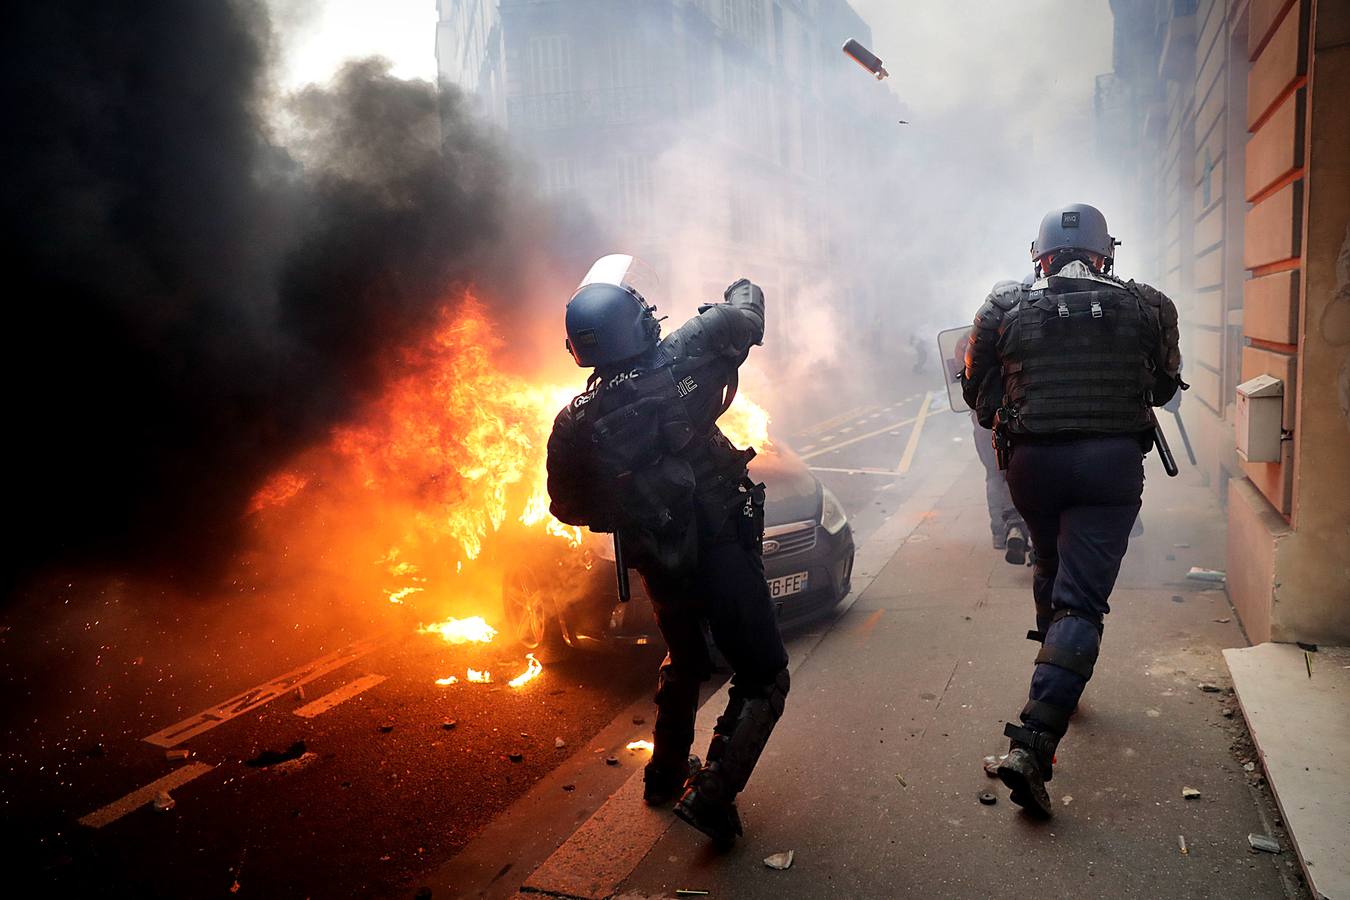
left=1023, top=608, right=1103, bottom=740
left=698, top=668, right=790, bottom=801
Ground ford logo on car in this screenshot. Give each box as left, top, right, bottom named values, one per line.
left=762, top=539, right=780, bottom=555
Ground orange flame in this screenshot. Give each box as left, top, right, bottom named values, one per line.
left=245, top=294, right=771, bottom=661
left=625, top=739, right=655, bottom=753
left=507, top=653, right=543, bottom=688
left=434, top=676, right=459, bottom=686
left=418, top=616, right=497, bottom=644
left=466, top=667, right=492, bottom=683
left=719, top=394, right=771, bottom=451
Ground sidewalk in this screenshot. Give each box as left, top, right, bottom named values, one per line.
left=446, top=459, right=1309, bottom=899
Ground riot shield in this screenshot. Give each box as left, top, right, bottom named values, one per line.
left=936, top=325, right=972, bottom=414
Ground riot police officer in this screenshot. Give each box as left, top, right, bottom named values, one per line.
left=546, top=255, right=788, bottom=850
left=963, top=205, right=1183, bottom=818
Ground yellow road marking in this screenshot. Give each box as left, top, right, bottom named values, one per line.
left=896, top=391, right=934, bottom=474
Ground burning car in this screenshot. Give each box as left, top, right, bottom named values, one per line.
left=501, top=442, right=854, bottom=659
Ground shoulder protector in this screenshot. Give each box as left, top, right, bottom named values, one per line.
left=974, top=280, right=1024, bottom=331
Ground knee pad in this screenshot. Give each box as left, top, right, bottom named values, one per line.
left=1036, top=610, right=1103, bottom=681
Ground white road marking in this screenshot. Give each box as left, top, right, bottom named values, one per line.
left=808, top=466, right=904, bottom=476
left=799, top=415, right=919, bottom=461
left=839, top=426, right=854, bottom=434
left=798, top=444, right=817, bottom=453
left=143, top=636, right=381, bottom=747
left=79, top=763, right=215, bottom=829
left=294, top=674, right=387, bottom=718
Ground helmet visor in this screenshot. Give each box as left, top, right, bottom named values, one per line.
left=577, top=254, right=662, bottom=311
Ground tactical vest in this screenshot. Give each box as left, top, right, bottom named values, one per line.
left=581, top=358, right=753, bottom=571
left=1001, top=280, right=1158, bottom=435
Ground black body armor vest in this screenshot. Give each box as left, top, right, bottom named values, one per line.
left=1000, top=278, right=1159, bottom=436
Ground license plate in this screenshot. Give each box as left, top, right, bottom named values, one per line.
left=768, top=571, right=809, bottom=599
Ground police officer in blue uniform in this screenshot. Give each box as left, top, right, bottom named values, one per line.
left=963, top=206, right=1184, bottom=817
left=546, top=255, right=788, bottom=849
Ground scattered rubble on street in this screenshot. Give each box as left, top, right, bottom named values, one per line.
left=1248, top=834, right=1281, bottom=854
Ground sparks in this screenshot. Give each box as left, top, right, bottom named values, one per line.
left=507, top=653, right=543, bottom=688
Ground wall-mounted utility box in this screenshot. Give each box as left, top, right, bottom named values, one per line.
left=1235, top=374, right=1284, bottom=463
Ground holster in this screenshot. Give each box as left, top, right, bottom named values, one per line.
left=992, top=409, right=1013, bottom=471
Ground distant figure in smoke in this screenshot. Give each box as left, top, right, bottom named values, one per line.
left=546, top=255, right=787, bottom=850
left=963, top=205, right=1184, bottom=818
left=954, top=310, right=1031, bottom=565
left=909, top=332, right=929, bottom=374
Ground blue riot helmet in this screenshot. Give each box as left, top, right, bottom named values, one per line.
left=1030, top=204, right=1118, bottom=273
left=564, top=254, right=662, bottom=368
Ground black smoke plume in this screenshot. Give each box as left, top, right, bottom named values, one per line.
left=1, top=1, right=591, bottom=589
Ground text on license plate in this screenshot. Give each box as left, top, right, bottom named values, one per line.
left=768, top=571, right=809, bottom=599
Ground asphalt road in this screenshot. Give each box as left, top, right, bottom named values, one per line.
left=2, top=367, right=951, bottom=898
left=1, top=580, right=666, bottom=897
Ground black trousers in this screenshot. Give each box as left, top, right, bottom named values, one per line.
left=638, top=510, right=789, bottom=772
left=1005, top=435, right=1144, bottom=736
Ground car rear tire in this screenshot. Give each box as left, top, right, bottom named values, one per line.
left=502, top=563, right=572, bottom=663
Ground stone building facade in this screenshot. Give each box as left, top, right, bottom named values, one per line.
left=1103, top=0, right=1349, bottom=644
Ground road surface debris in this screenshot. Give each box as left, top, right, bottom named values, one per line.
left=1248, top=834, right=1281, bottom=854
left=764, top=850, right=795, bottom=870
left=1186, top=567, right=1226, bottom=583
left=245, top=741, right=306, bottom=768
left=1178, top=834, right=1188, bottom=855
left=151, top=791, right=176, bottom=812
left=1182, top=787, right=1201, bottom=799
left=978, top=791, right=997, bottom=806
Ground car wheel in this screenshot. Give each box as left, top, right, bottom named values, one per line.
left=502, top=563, right=572, bottom=663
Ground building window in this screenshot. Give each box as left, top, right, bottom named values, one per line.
left=615, top=155, right=653, bottom=232
left=722, top=0, right=766, bottom=50
left=527, top=34, right=571, bottom=95
left=541, top=157, right=577, bottom=198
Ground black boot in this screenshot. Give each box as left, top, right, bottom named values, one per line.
left=1004, top=526, right=1028, bottom=565
left=674, top=763, right=742, bottom=851
left=996, top=723, right=1057, bottom=818
left=643, top=754, right=701, bottom=806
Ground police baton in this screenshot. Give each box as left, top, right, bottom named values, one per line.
left=1150, top=411, right=1179, bottom=477
left=613, top=534, right=631, bottom=603
left=1171, top=408, right=1197, bottom=466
